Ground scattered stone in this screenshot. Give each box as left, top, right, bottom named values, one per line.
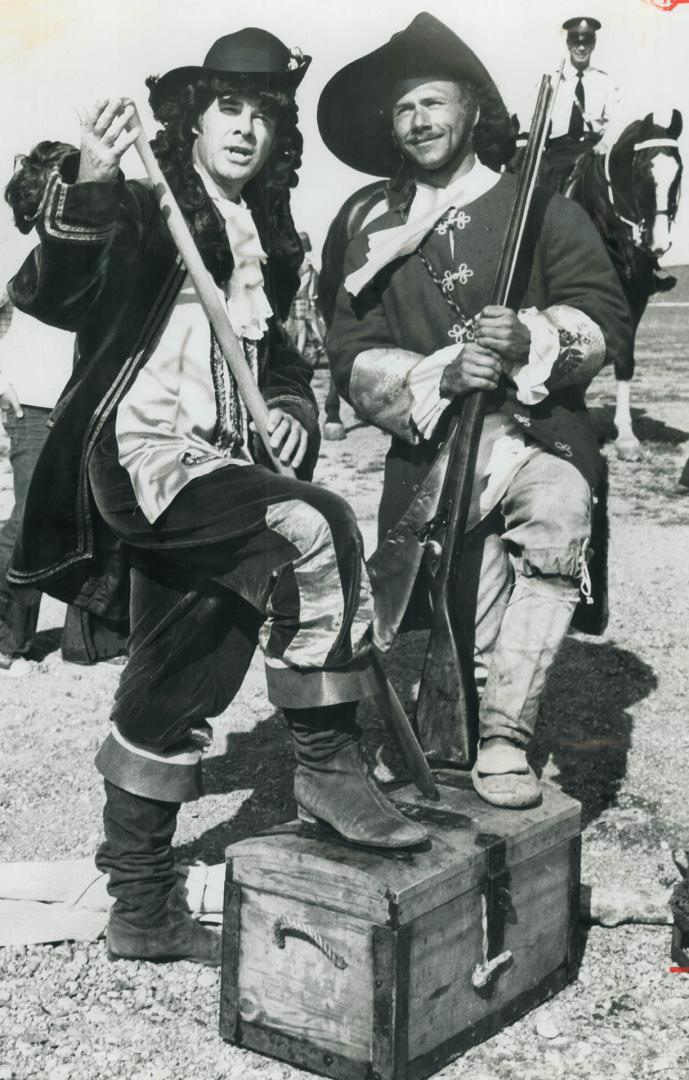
left=51, top=996, right=74, bottom=1016
left=536, top=1012, right=560, bottom=1039
left=648, top=1053, right=680, bottom=1074
left=133, top=987, right=151, bottom=1009
left=46, top=1067, right=72, bottom=1080
left=197, top=967, right=218, bottom=989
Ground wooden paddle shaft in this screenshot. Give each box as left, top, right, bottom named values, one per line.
left=127, top=105, right=295, bottom=480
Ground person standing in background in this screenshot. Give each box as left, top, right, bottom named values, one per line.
left=0, top=143, right=128, bottom=675
left=285, top=231, right=327, bottom=366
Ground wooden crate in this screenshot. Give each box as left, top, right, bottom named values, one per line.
left=220, top=773, right=581, bottom=1080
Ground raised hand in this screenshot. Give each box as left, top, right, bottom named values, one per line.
left=76, top=97, right=140, bottom=183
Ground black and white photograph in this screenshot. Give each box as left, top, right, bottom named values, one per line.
left=1, top=1, right=688, bottom=1077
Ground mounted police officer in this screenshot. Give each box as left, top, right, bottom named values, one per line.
left=546, top=16, right=622, bottom=191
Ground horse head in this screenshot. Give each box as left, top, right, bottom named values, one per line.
left=607, top=110, right=683, bottom=257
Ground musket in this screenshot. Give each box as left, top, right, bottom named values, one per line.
left=414, top=73, right=559, bottom=767
left=126, top=105, right=438, bottom=800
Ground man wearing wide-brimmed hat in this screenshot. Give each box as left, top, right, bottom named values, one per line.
left=322, top=13, right=631, bottom=810
left=544, top=16, right=622, bottom=191
left=8, top=27, right=427, bottom=966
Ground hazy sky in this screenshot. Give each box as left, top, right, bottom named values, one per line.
left=1, top=0, right=687, bottom=280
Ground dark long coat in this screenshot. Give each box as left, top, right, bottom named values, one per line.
left=7, top=155, right=319, bottom=618
left=326, top=172, right=633, bottom=633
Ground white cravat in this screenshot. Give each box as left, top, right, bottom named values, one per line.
left=345, top=159, right=500, bottom=297
left=192, top=146, right=273, bottom=341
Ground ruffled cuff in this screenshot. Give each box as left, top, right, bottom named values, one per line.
left=408, top=343, right=461, bottom=439
left=502, top=307, right=560, bottom=406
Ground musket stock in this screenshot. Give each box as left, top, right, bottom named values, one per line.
left=415, top=74, right=557, bottom=767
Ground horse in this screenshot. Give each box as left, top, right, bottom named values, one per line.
left=565, top=110, right=683, bottom=459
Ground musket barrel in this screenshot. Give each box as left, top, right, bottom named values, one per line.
left=415, top=71, right=559, bottom=767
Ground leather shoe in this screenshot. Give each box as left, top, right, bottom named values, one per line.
left=107, top=907, right=222, bottom=966
left=294, top=741, right=428, bottom=849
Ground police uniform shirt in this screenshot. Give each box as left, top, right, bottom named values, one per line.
left=549, top=61, right=621, bottom=142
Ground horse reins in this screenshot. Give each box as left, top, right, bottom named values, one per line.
left=603, top=136, right=681, bottom=246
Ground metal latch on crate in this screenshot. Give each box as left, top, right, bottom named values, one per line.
left=472, top=843, right=515, bottom=992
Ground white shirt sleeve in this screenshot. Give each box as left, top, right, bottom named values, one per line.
left=408, top=343, right=462, bottom=439
left=502, top=308, right=560, bottom=406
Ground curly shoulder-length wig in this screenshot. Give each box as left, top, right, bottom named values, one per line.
left=145, top=72, right=304, bottom=317
left=5, top=140, right=75, bottom=234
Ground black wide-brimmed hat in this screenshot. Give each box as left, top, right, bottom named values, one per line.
left=317, top=12, right=505, bottom=177
left=149, top=27, right=311, bottom=110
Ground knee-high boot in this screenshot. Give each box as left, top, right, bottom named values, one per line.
left=96, top=780, right=221, bottom=965
left=284, top=703, right=428, bottom=849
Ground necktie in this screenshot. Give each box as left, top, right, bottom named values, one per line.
left=568, top=72, right=585, bottom=139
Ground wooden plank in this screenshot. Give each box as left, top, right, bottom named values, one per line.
left=234, top=886, right=374, bottom=1062
left=567, top=834, right=582, bottom=977
left=226, top=780, right=581, bottom=929
left=218, top=868, right=241, bottom=1043
left=407, top=838, right=574, bottom=1060
left=237, top=1022, right=371, bottom=1080
left=407, top=965, right=571, bottom=1080
left=371, top=925, right=411, bottom=1080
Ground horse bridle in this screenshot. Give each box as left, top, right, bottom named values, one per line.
left=603, top=137, right=682, bottom=248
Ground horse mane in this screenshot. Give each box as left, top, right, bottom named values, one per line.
left=567, top=112, right=682, bottom=301
left=567, top=144, right=640, bottom=287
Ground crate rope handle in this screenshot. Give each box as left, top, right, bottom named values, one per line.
left=273, top=917, right=348, bottom=970
left=471, top=892, right=513, bottom=990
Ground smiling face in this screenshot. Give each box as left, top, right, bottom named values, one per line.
left=567, top=31, right=596, bottom=70
left=391, top=78, right=478, bottom=183
left=194, top=92, right=276, bottom=199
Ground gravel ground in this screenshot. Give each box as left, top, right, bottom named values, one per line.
left=1, top=280, right=689, bottom=1079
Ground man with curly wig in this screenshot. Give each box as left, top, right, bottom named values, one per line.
left=7, top=28, right=427, bottom=967
left=320, top=14, right=631, bottom=810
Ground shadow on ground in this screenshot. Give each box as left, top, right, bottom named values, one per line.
left=530, top=637, right=656, bottom=827
left=371, top=631, right=656, bottom=829
left=177, top=711, right=296, bottom=864
left=179, top=631, right=656, bottom=865
left=589, top=403, right=689, bottom=449
left=29, top=626, right=63, bottom=661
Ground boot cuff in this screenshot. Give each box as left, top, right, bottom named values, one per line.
left=95, top=727, right=202, bottom=803
left=264, top=655, right=376, bottom=708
